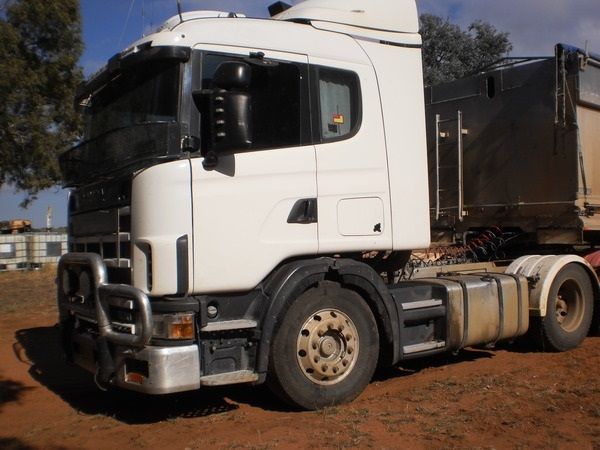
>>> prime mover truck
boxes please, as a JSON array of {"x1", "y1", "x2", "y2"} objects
[{"x1": 57, "y1": 0, "x2": 600, "y2": 410}]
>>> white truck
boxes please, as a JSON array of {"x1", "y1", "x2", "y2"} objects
[{"x1": 57, "y1": 0, "x2": 599, "y2": 410}]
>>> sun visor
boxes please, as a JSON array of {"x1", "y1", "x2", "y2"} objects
[{"x1": 75, "y1": 45, "x2": 191, "y2": 103}]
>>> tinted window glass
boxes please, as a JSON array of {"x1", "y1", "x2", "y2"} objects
[
  {"x1": 86, "y1": 61, "x2": 180, "y2": 140},
  {"x1": 317, "y1": 68, "x2": 360, "y2": 141},
  {"x1": 202, "y1": 53, "x2": 310, "y2": 151}
]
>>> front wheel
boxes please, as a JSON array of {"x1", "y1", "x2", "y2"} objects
[
  {"x1": 535, "y1": 263, "x2": 594, "y2": 351},
  {"x1": 268, "y1": 281, "x2": 379, "y2": 410}
]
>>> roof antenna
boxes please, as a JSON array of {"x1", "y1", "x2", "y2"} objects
[
  {"x1": 177, "y1": 0, "x2": 183, "y2": 23},
  {"x1": 118, "y1": 0, "x2": 136, "y2": 49}
]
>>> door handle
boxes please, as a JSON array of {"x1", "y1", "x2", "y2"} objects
[{"x1": 287, "y1": 198, "x2": 318, "y2": 224}]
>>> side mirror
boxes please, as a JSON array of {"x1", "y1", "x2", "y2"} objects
[
  {"x1": 193, "y1": 62, "x2": 253, "y2": 168},
  {"x1": 213, "y1": 61, "x2": 251, "y2": 90}
]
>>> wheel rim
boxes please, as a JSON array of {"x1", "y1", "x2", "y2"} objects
[
  {"x1": 554, "y1": 279, "x2": 584, "y2": 332},
  {"x1": 296, "y1": 308, "x2": 359, "y2": 385}
]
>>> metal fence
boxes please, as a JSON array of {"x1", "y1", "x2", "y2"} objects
[{"x1": 0, "y1": 233, "x2": 68, "y2": 271}]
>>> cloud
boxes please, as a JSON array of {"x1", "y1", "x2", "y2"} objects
[
  {"x1": 417, "y1": 0, "x2": 457, "y2": 19},
  {"x1": 417, "y1": 0, "x2": 600, "y2": 56}
]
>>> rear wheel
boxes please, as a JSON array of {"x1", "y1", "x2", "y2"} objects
[
  {"x1": 537, "y1": 264, "x2": 594, "y2": 351},
  {"x1": 268, "y1": 281, "x2": 379, "y2": 410}
]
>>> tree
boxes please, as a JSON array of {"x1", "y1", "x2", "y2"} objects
[
  {"x1": 0, "y1": 0, "x2": 82, "y2": 205},
  {"x1": 420, "y1": 14, "x2": 512, "y2": 86}
]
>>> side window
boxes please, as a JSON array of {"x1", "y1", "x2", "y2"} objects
[
  {"x1": 201, "y1": 53, "x2": 310, "y2": 151},
  {"x1": 316, "y1": 67, "x2": 361, "y2": 141}
]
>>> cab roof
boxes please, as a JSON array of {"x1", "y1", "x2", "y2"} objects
[{"x1": 273, "y1": 0, "x2": 419, "y2": 34}]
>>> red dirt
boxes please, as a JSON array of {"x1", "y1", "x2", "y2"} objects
[{"x1": 1, "y1": 268, "x2": 599, "y2": 450}]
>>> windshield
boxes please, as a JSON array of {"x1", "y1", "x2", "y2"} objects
[{"x1": 84, "y1": 60, "x2": 181, "y2": 140}]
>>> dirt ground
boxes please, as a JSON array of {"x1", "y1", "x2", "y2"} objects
[{"x1": 0, "y1": 267, "x2": 599, "y2": 450}]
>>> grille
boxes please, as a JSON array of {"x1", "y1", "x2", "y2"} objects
[{"x1": 70, "y1": 206, "x2": 132, "y2": 284}]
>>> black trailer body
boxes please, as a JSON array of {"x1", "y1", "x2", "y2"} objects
[{"x1": 425, "y1": 44, "x2": 600, "y2": 247}]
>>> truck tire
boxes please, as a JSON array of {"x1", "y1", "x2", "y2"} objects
[
  {"x1": 535, "y1": 263, "x2": 594, "y2": 351},
  {"x1": 267, "y1": 281, "x2": 379, "y2": 410}
]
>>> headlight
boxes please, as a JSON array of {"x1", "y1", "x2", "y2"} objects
[{"x1": 152, "y1": 313, "x2": 195, "y2": 339}]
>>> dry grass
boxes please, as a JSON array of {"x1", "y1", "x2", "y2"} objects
[{"x1": 0, "y1": 264, "x2": 57, "y2": 315}]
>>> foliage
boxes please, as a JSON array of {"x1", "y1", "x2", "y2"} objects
[
  {"x1": 420, "y1": 14, "x2": 513, "y2": 86},
  {"x1": 0, "y1": 0, "x2": 82, "y2": 205}
]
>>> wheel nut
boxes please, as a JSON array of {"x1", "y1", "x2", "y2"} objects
[
  {"x1": 342, "y1": 359, "x2": 348, "y2": 366},
  {"x1": 322, "y1": 365, "x2": 328, "y2": 372},
  {"x1": 345, "y1": 334, "x2": 352, "y2": 340}
]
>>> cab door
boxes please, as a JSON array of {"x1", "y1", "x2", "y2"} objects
[
  {"x1": 190, "y1": 46, "x2": 316, "y2": 293},
  {"x1": 309, "y1": 58, "x2": 393, "y2": 254}
]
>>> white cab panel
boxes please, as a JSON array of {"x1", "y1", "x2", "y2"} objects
[
  {"x1": 309, "y1": 21, "x2": 422, "y2": 47},
  {"x1": 357, "y1": 40, "x2": 431, "y2": 251},
  {"x1": 191, "y1": 147, "x2": 317, "y2": 293},
  {"x1": 132, "y1": 160, "x2": 193, "y2": 296},
  {"x1": 130, "y1": 18, "x2": 371, "y2": 68},
  {"x1": 311, "y1": 56, "x2": 392, "y2": 253}
]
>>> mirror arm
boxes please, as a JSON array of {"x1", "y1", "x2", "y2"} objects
[{"x1": 202, "y1": 149, "x2": 219, "y2": 169}]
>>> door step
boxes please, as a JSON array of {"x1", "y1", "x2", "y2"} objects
[
  {"x1": 401, "y1": 299, "x2": 443, "y2": 310},
  {"x1": 200, "y1": 370, "x2": 259, "y2": 386},
  {"x1": 201, "y1": 319, "x2": 257, "y2": 332},
  {"x1": 403, "y1": 340, "x2": 446, "y2": 355}
]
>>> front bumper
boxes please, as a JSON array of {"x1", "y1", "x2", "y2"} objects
[
  {"x1": 118, "y1": 345, "x2": 201, "y2": 394},
  {"x1": 71, "y1": 330, "x2": 200, "y2": 394},
  {"x1": 58, "y1": 252, "x2": 201, "y2": 394}
]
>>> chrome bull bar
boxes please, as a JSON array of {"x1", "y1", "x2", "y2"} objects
[{"x1": 58, "y1": 252, "x2": 153, "y2": 347}]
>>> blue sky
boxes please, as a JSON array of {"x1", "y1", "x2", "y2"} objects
[{"x1": 2, "y1": 0, "x2": 599, "y2": 227}]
